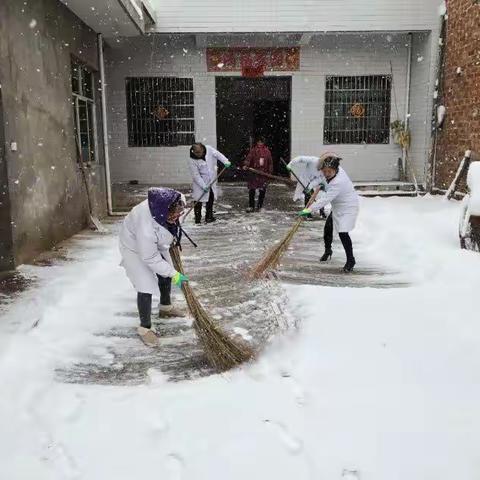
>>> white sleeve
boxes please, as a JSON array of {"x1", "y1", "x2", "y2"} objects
[
  {"x1": 212, "y1": 147, "x2": 230, "y2": 165},
  {"x1": 310, "y1": 181, "x2": 341, "y2": 212},
  {"x1": 136, "y1": 226, "x2": 177, "y2": 278},
  {"x1": 189, "y1": 160, "x2": 207, "y2": 190}
]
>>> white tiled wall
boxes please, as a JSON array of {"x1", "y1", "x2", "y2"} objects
[
  {"x1": 106, "y1": 33, "x2": 433, "y2": 184},
  {"x1": 149, "y1": 0, "x2": 441, "y2": 33}
]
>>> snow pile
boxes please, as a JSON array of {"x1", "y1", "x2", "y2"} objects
[
  {"x1": 0, "y1": 197, "x2": 479, "y2": 480},
  {"x1": 467, "y1": 161, "x2": 480, "y2": 215}
]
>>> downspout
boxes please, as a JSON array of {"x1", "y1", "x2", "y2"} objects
[
  {"x1": 430, "y1": 11, "x2": 448, "y2": 191},
  {"x1": 98, "y1": 34, "x2": 120, "y2": 216},
  {"x1": 402, "y1": 32, "x2": 413, "y2": 180}
]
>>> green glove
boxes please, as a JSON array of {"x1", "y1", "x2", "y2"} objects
[
  {"x1": 203, "y1": 186, "x2": 210, "y2": 193},
  {"x1": 303, "y1": 187, "x2": 314, "y2": 195},
  {"x1": 286, "y1": 164, "x2": 292, "y2": 171},
  {"x1": 298, "y1": 208, "x2": 312, "y2": 217},
  {"x1": 224, "y1": 161, "x2": 232, "y2": 168},
  {"x1": 172, "y1": 272, "x2": 189, "y2": 287}
]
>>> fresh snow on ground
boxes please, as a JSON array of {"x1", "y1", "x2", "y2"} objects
[{"x1": 1, "y1": 195, "x2": 479, "y2": 480}]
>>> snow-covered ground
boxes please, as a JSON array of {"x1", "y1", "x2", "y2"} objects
[{"x1": 1, "y1": 194, "x2": 479, "y2": 480}]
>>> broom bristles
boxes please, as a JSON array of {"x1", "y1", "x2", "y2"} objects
[
  {"x1": 248, "y1": 218, "x2": 303, "y2": 280},
  {"x1": 170, "y1": 246, "x2": 254, "y2": 371}
]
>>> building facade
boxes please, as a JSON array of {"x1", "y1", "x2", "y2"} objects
[
  {"x1": 106, "y1": 0, "x2": 442, "y2": 187},
  {"x1": 431, "y1": 0, "x2": 480, "y2": 190},
  {"x1": 0, "y1": 0, "x2": 448, "y2": 271},
  {"x1": 0, "y1": 0, "x2": 153, "y2": 269}
]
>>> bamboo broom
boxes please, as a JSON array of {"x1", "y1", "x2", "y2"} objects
[
  {"x1": 246, "y1": 167, "x2": 296, "y2": 186},
  {"x1": 170, "y1": 246, "x2": 255, "y2": 371},
  {"x1": 248, "y1": 187, "x2": 322, "y2": 280}
]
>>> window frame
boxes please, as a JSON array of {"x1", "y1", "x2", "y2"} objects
[
  {"x1": 125, "y1": 76, "x2": 195, "y2": 148},
  {"x1": 323, "y1": 74, "x2": 392, "y2": 146}
]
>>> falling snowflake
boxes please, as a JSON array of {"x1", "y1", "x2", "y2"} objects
[{"x1": 29, "y1": 19, "x2": 37, "y2": 29}]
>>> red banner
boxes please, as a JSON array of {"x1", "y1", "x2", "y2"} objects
[{"x1": 207, "y1": 48, "x2": 300, "y2": 74}]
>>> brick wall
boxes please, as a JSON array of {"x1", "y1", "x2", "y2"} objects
[{"x1": 433, "y1": 0, "x2": 480, "y2": 189}]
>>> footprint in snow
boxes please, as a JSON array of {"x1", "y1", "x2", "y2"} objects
[
  {"x1": 264, "y1": 419, "x2": 303, "y2": 455},
  {"x1": 165, "y1": 453, "x2": 184, "y2": 480},
  {"x1": 342, "y1": 469, "x2": 360, "y2": 480}
]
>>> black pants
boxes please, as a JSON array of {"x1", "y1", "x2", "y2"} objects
[
  {"x1": 137, "y1": 275, "x2": 172, "y2": 328},
  {"x1": 249, "y1": 188, "x2": 266, "y2": 209},
  {"x1": 324, "y1": 213, "x2": 354, "y2": 262},
  {"x1": 194, "y1": 188, "x2": 214, "y2": 223}
]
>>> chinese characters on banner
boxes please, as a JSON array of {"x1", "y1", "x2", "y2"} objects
[{"x1": 206, "y1": 48, "x2": 300, "y2": 76}]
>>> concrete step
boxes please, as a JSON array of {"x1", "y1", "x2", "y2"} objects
[{"x1": 354, "y1": 181, "x2": 419, "y2": 197}]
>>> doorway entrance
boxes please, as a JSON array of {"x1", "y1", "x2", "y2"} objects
[
  {"x1": 215, "y1": 77, "x2": 291, "y2": 180},
  {"x1": 0, "y1": 88, "x2": 14, "y2": 271}
]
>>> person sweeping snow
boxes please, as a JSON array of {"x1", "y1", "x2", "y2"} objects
[
  {"x1": 299, "y1": 155, "x2": 359, "y2": 273},
  {"x1": 189, "y1": 142, "x2": 232, "y2": 224},
  {"x1": 286, "y1": 155, "x2": 327, "y2": 218},
  {"x1": 242, "y1": 136, "x2": 273, "y2": 212},
  {"x1": 119, "y1": 187, "x2": 189, "y2": 347}
]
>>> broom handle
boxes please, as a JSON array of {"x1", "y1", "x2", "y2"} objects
[
  {"x1": 246, "y1": 167, "x2": 295, "y2": 185},
  {"x1": 181, "y1": 166, "x2": 227, "y2": 223},
  {"x1": 305, "y1": 186, "x2": 322, "y2": 209}
]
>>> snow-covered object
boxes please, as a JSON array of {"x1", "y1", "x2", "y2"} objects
[
  {"x1": 456, "y1": 66, "x2": 463, "y2": 75},
  {"x1": 311, "y1": 166, "x2": 359, "y2": 232},
  {"x1": 287, "y1": 155, "x2": 326, "y2": 201},
  {"x1": 466, "y1": 162, "x2": 480, "y2": 215},
  {"x1": 119, "y1": 199, "x2": 177, "y2": 294},
  {"x1": 437, "y1": 105, "x2": 446, "y2": 127},
  {"x1": 189, "y1": 145, "x2": 230, "y2": 201}
]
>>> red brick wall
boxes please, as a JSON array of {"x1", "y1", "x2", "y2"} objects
[{"x1": 434, "y1": 0, "x2": 480, "y2": 189}]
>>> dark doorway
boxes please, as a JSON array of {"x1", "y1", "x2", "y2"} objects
[
  {"x1": 216, "y1": 77, "x2": 291, "y2": 180},
  {"x1": 0, "y1": 88, "x2": 14, "y2": 271}
]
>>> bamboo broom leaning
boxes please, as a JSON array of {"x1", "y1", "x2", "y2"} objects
[
  {"x1": 170, "y1": 245, "x2": 254, "y2": 371},
  {"x1": 248, "y1": 187, "x2": 322, "y2": 280}
]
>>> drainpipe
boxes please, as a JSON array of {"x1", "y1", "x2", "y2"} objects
[
  {"x1": 98, "y1": 34, "x2": 120, "y2": 216},
  {"x1": 402, "y1": 32, "x2": 413, "y2": 181}
]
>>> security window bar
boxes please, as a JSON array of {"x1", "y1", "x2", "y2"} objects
[
  {"x1": 324, "y1": 75, "x2": 392, "y2": 145},
  {"x1": 71, "y1": 61, "x2": 97, "y2": 163},
  {"x1": 126, "y1": 77, "x2": 195, "y2": 147}
]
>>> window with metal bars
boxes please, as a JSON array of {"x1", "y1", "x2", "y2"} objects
[
  {"x1": 126, "y1": 77, "x2": 195, "y2": 147},
  {"x1": 323, "y1": 75, "x2": 392, "y2": 145}
]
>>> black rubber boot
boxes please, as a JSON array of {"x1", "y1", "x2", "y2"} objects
[
  {"x1": 194, "y1": 202, "x2": 202, "y2": 224},
  {"x1": 321, "y1": 213, "x2": 334, "y2": 261},
  {"x1": 257, "y1": 188, "x2": 266, "y2": 210},
  {"x1": 137, "y1": 292, "x2": 152, "y2": 328}
]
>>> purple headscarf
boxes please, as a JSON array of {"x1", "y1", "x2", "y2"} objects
[{"x1": 147, "y1": 187, "x2": 182, "y2": 235}]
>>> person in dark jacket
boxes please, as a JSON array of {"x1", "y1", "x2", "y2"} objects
[{"x1": 242, "y1": 137, "x2": 273, "y2": 212}]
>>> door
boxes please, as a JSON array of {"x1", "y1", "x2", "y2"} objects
[{"x1": 216, "y1": 77, "x2": 291, "y2": 180}]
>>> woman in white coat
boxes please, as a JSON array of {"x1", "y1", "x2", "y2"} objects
[
  {"x1": 189, "y1": 143, "x2": 231, "y2": 224},
  {"x1": 300, "y1": 156, "x2": 359, "y2": 272},
  {"x1": 287, "y1": 155, "x2": 327, "y2": 218},
  {"x1": 119, "y1": 187, "x2": 189, "y2": 346}
]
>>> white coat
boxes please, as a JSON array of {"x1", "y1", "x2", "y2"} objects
[
  {"x1": 119, "y1": 200, "x2": 177, "y2": 294},
  {"x1": 311, "y1": 167, "x2": 359, "y2": 233},
  {"x1": 189, "y1": 145, "x2": 230, "y2": 202},
  {"x1": 287, "y1": 156, "x2": 327, "y2": 201}
]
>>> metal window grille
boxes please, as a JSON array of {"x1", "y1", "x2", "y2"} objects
[
  {"x1": 126, "y1": 77, "x2": 195, "y2": 147},
  {"x1": 71, "y1": 60, "x2": 97, "y2": 163},
  {"x1": 324, "y1": 75, "x2": 392, "y2": 145}
]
